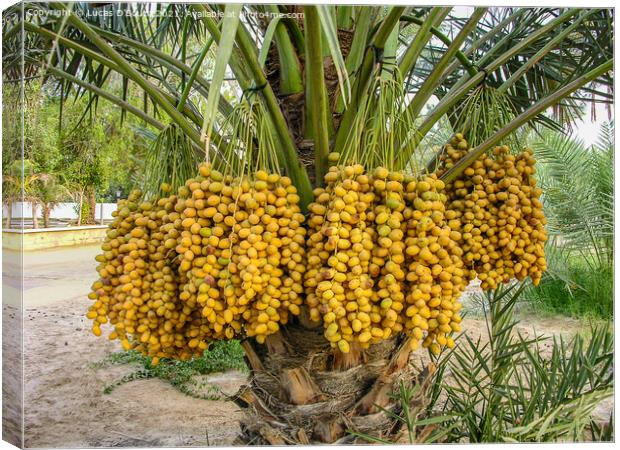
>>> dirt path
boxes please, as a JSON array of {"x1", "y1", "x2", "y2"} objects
[
  {"x1": 22, "y1": 295, "x2": 246, "y2": 448},
  {"x1": 10, "y1": 245, "x2": 244, "y2": 448},
  {"x1": 2, "y1": 245, "x2": 608, "y2": 447}
]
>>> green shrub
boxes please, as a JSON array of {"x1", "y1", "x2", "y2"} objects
[
  {"x1": 528, "y1": 263, "x2": 613, "y2": 319},
  {"x1": 353, "y1": 284, "x2": 614, "y2": 444},
  {"x1": 93, "y1": 340, "x2": 248, "y2": 399}
]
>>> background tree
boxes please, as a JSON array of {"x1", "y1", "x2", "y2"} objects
[
  {"x1": 2, "y1": 77, "x2": 148, "y2": 226},
  {"x1": 2, "y1": 160, "x2": 22, "y2": 228},
  {"x1": 34, "y1": 173, "x2": 71, "y2": 227},
  {"x1": 3, "y1": 160, "x2": 48, "y2": 228}
]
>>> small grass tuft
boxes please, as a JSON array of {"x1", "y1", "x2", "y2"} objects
[{"x1": 94, "y1": 340, "x2": 248, "y2": 399}]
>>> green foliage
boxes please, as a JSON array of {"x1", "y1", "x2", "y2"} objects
[
  {"x1": 2, "y1": 160, "x2": 27, "y2": 204},
  {"x1": 2, "y1": 83, "x2": 57, "y2": 168},
  {"x1": 534, "y1": 123, "x2": 613, "y2": 265},
  {"x1": 526, "y1": 123, "x2": 614, "y2": 318},
  {"x1": 2, "y1": 159, "x2": 69, "y2": 222},
  {"x1": 93, "y1": 340, "x2": 247, "y2": 399},
  {"x1": 350, "y1": 381, "x2": 456, "y2": 444},
  {"x1": 4, "y1": 4, "x2": 612, "y2": 199},
  {"x1": 526, "y1": 261, "x2": 613, "y2": 318},
  {"x1": 200, "y1": 4, "x2": 242, "y2": 149},
  {"x1": 434, "y1": 285, "x2": 613, "y2": 443},
  {"x1": 417, "y1": 9, "x2": 613, "y2": 133},
  {"x1": 59, "y1": 114, "x2": 109, "y2": 194},
  {"x1": 1, "y1": 84, "x2": 22, "y2": 168},
  {"x1": 366, "y1": 284, "x2": 613, "y2": 443},
  {"x1": 505, "y1": 327, "x2": 613, "y2": 441},
  {"x1": 35, "y1": 173, "x2": 69, "y2": 206},
  {"x1": 140, "y1": 123, "x2": 200, "y2": 198},
  {"x1": 589, "y1": 414, "x2": 614, "y2": 441},
  {"x1": 2, "y1": 82, "x2": 149, "y2": 206}
]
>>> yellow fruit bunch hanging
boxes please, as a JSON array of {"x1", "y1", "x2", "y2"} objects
[
  {"x1": 172, "y1": 163, "x2": 306, "y2": 346},
  {"x1": 401, "y1": 173, "x2": 467, "y2": 354},
  {"x1": 87, "y1": 163, "x2": 306, "y2": 361},
  {"x1": 437, "y1": 134, "x2": 548, "y2": 290},
  {"x1": 305, "y1": 160, "x2": 377, "y2": 354},
  {"x1": 87, "y1": 98, "x2": 307, "y2": 361},
  {"x1": 305, "y1": 155, "x2": 467, "y2": 355},
  {"x1": 86, "y1": 189, "x2": 204, "y2": 363}
]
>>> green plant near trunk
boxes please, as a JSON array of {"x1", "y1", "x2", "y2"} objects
[
  {"x1": 93, "y1": 341, "x2": 248, "y2": 400},
  {"x1": 352, "y1": 285, "x2": 613, "y2": 443}
]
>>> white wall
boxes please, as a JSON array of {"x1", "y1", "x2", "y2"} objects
[{"x1": 3, "y1": 202, "x2": 117, "y2": 220}]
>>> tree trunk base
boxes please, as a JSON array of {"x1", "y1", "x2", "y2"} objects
[{"x1": 231, "y1": 321, "x2": 433, "y2": 445}]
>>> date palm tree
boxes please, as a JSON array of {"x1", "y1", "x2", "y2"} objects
[
  {"x1": 35, "y1": 173, "x2": 71, "y2": 227},
  {"x1": 3, "y1": 3, "x2": 613, "y2": 443},
  {"x1": 533, "y1": 122, "x2": 614, "y2": 268},
  {"x1": 2, "y1": 160, "x2": 23, "y2": 228},
  {"x1": 2, "y1": 160, "x2": 48, "y2": 229}
]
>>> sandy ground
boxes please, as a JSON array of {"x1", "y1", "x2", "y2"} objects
[
  {"x1": 3, "y1": 246, "x2": 23, "y2": 447},
  {"x1": 6, "y1": 246, "x2": 246, "y2": 448},
  {"x1": 1, "y1": 245, "x2": 612, "y2": 447},
  {"x1": 2, "y1": 303, "x2": 22, "y2": 448}
]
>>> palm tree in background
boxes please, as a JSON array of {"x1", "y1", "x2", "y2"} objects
[
  {"x1": 2, "y1": 3, "x2": 613, "y2": 443},
  {"x1": 2, "y1": 160, "x2": 23, "y2": 228},
  {"x1": 36, "y1": 173, "x2": 71, "y2": 227},
  {"x1": 3, "y1": 160, "x2": 51, "y2": 228},
  {"x1": 534, "y1": 122, "x2": 613, "y2": 268},
  {"x1": 2, "y1": 160, "x2": 70, "y2": 228}
]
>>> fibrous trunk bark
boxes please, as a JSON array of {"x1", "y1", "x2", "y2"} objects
[
  {"x1": 43, "y1": 204, "x2": 51, "y2": 228},
  {"x1": 31, "y1": 201, "x2": 38, "y2": 229},
  {"x1": 5, "y1": 201, "x2": 12, "y2": 228},
  {"x1": 232, "y1": 321, "x2": 432, "y2": 445},
  {"x1": 87, "y1": 187, "x2": 96, "y2": 224}
]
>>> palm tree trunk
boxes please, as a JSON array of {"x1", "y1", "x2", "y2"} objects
[
  {"x1": 87, "y1": 187, "x2": 96, "y2": 224},
  {"x1": 31, "y1": 201, "x2": 39, "y2": 229},
  {"x1": 77, "y1": 191, "x2": 83, "y2": 226},
  {"x1": 5, "y1": 201, "x2": 12, "y2": 228},
  {"x1": 232, "y1": 320, "x2": 430, "y2": 444},
  {"x1": 43, "y1": 204, "x2": 51, "y2": 228}
]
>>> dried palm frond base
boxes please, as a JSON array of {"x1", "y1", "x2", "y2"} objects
[
  {"x1": 230, "y1": 320, "x2": 434, "y2": 445},
  {"x1": 296, "y1": 142, "x2": 316, "y2": 184}
]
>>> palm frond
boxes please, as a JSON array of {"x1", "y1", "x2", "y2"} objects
[
  {"x1": 428, "y1": 284, "x2": 613, "y2": 443},
  {"x1": 533, "y1": 125, "x2": 613, "y2": 265},
  {"x1": 405, "y1": 8, "x2": 613, "y2": 133}
]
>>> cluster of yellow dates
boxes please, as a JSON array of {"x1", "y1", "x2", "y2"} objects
[
  {"x1": 305, "y1": 163, "x2": 466, "y2": 355},
  {"x1": 87, "y1": 137, "x2": 547, "y2": 359},
  {"x1": 437, "y1": 134, "x2": 548, "y2": 290},
  {"x1": 87, "y1": 163, "x2": 305, "y2": 362}
]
